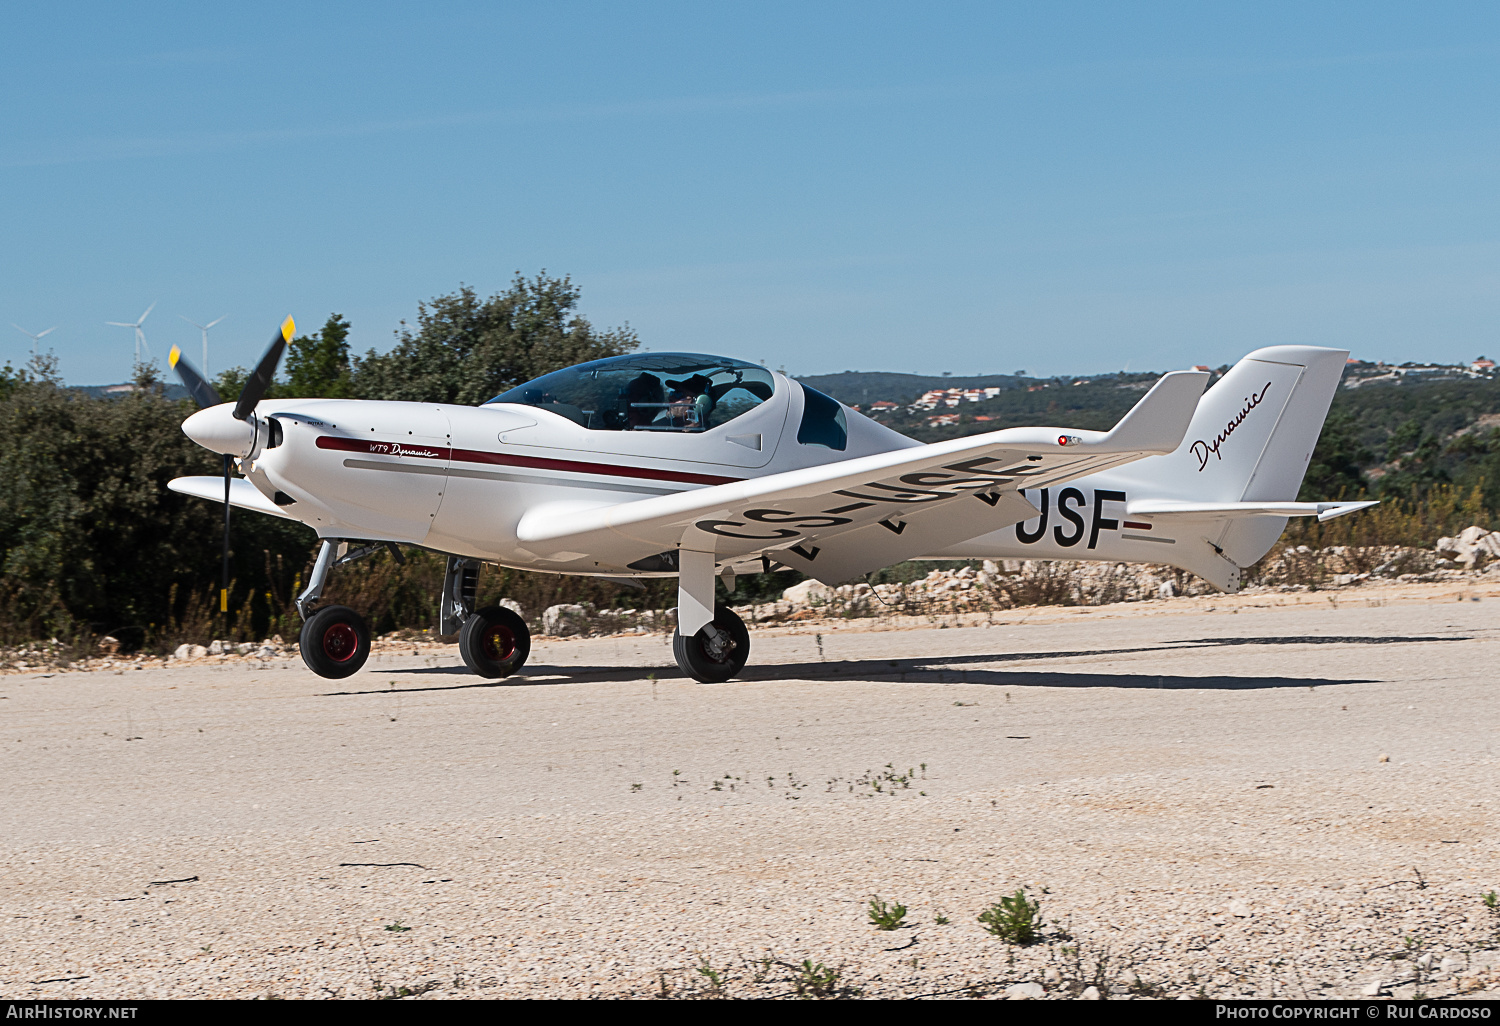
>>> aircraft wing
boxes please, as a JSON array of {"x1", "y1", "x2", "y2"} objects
[
  {"x1": 517, "y1": 369, "x2": 1209, "y2": 584},
  {"x1": 168, "y1": 475, "x2": 300, "y2": 520}
]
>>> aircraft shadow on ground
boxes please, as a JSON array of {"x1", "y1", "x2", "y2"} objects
[
  {"x1": 730, "y1": 663, "x2": 1370, "y2": 691},
  {"x1": 323, "y1": 634, "x2": 1463, "y2": 696}
]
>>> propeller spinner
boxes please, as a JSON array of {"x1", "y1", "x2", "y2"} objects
[{"x1": 176, "y1": 317, "x2": 294, "y2": 457}]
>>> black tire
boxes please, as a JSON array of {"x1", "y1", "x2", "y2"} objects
[
  {"x1": 299, "y1": 605, "x2": 371, "y2": 679},
  {"x1": 459, "y1": 606, "x2": 531, "y2": 679},
  {"x1": 673, "y1": 604, "x2": 750, "y2": 683}
]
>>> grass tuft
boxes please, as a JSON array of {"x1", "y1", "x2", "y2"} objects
[
  {"x1": 866, "y1": 895, "x2": 908, "y2": 930},
  {"x1": 978, "y1": 890, "x2": 1043, "y2": 944}
]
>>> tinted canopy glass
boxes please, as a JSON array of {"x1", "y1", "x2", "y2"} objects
[
  {"x1": 487, "y1": 353, "x2": 776, "y2": 432},
  {"x1": 796, "y1": 384, "x2": 848, "y2": 451}
]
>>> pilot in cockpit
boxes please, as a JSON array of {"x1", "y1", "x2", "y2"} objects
[
  {"x1": 623, "y1": 372, "x2": 663, "y2": 429},
  {"x1": 658, "y1": 374, "x2": 712, "y2": 431}
]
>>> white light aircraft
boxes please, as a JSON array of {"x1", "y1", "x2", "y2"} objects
[{"x1": 168, "y1": 320, "x2": 1373, "y2": 682}]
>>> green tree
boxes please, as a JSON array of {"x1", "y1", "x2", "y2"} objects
[
  {"x1": 283, "y1": 313, "x2": 355, "y2": 399},
  {"x1": 1386, "y1": 417, "x2": 1424, "y2": 462},
  {"x1": 352, "y1": 273, "x2": 638, "y2": 405},
  {"x1": 212, "y1": 366, "x2": 248, "y2": 403},
  {"x1": 1298, "y1": 410, "x2": 1371, "y2": 501}
]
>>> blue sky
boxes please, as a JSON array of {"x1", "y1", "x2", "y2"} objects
[{"x1": 5, "y1": 2, "x2": 1500, "y2": 384}]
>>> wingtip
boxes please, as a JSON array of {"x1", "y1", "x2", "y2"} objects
[
  {"x1": 169, "y1": 345, "x2": 181, "y2": 367},
  {"x1": 281, "y1": 316, "x2": 295, "y2": 342}
]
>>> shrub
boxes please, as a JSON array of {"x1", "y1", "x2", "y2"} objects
[
  {"x1": 866, "y1": 896, "x2": 908, "y2": 930},
  {"x1": 978, "y1": 890, "x2": 1043, "y2": 944}
]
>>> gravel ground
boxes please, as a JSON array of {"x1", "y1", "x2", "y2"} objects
[{"x1": 3, "y1": 582, "x2": 1499, "y2": 1000}]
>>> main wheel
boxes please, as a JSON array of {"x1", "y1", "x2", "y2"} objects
[
  {"x1": 299, "y1": 605, "x2": 371, "y2": 679},
  {"x1": 459, "y1": 605, "x2": 531, "y2": 679},
  {"x1": 673, "y1": 604, "x2": 750, "y2": 683}
]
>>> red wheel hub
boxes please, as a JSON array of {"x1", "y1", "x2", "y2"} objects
[
  {"x1": 322, "y1": 622, "x2": 359, "y2": 662},
  {"x1": 481, "y1": 625, "x2": 516, "y2": 662}
]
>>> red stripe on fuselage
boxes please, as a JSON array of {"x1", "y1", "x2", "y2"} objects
[{"x1": 315, "y1": 435, "x2": 739, "y2": 486}]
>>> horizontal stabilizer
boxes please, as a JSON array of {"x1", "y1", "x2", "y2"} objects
[
  {"x1": 168, "y1": 475, "x2": 298, "y2": 520},
  {"x1": 1127, "y1": 499, "x2": 1378, "y2": 522}
]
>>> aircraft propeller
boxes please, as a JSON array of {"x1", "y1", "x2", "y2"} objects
[{"x1": 169, "y1": 317, "x2": 295, "y2": 615}]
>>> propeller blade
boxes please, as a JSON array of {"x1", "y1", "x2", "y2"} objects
[
  {"x1": 36, "y1": 326, "x2": 55, "y2": 339},
  {"x1": 168, "y1": 345, "x2": 222, "y2": 409},
  {"x1": 138, "y1": 301, "x2": 157, "y2": 326},
  {"x1": 233, "y1": 316, "x2": 295, "y2": 422}
]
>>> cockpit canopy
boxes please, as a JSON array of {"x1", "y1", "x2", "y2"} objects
[{"x1": 486, "y1": 353, "x2": 777, "y2": 432}]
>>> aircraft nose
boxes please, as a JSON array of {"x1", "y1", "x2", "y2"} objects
[{"x1": 183, "y1": 404, "x2": 256, "y2": 457}]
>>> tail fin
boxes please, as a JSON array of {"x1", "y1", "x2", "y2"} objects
[{"x1": 1110, "y1": 345, "x2": 1350, "y2": 588}]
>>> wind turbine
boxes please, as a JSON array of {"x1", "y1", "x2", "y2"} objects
[
  {"x1": 106, "y1": 301, "x2": 157, "y2": 364},
  {"x1": 180, "y1": 314, "x2": 225, "y2": 377},
  {"x1": 11, "y1": 323, "x2": 56, "y2": 355}
]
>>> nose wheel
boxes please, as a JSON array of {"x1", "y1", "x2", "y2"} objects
[
  {"x1": 459, "y1": 606, "x2": 531, "y2": 679},
  {"x1": 673, "y1": 604, "x2": 750, "y2": 683},
  {"x1": 300, "y1": 604, "x2": 371, "y2": 679}
]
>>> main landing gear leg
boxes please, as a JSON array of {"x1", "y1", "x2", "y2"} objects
[
  {"x1": 297, "y1": 538, "x2": 372, "y2": 679},
  {"x1": 444, "y1": 557, "x2": 532, "y2": 680},
  {"x1": 672, "y1": 548, "x2": 750, "y2": 683}
]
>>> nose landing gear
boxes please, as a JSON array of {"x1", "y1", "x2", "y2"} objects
[
  {"x1": 300, "y1": 604, "x2": 371, "y2": 679},
  {"x1": 295, "y1": 538, "x2": 376, "y2": 679}
]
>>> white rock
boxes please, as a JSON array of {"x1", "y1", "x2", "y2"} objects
[
  {"x1": 500, "y1": 598, "x2": 524, "y2": 618},
  {"x1": 172, "y1": 643, "x2": 193, "y2": 662},
  {"x1": 1435, "y1": 526, "x2": 1500, "y2": 569},
  {"x1": 1228, "y1": 898, "x2": 1251, "y2": 917},
  {"x1": 1005, "y1": 982, "x2": 1045, "y2": 1000},
  {"x1": 1361, "y1": 980, "x2": 1385, "y2": 996},
  {"x1": 190, "y1": 645, "x2": 208, "y2": 660},
  {"x1": 542, "y1": 603, "x2": 591, "y2": 636},
  {"x1": 207, "y1": 640, "x2": 227, "y2": 656},
  {"x1": 1080, "y1": 986, "x2": 1101, "y2": 1000},
  {"x1": 781, "y1": 579, "x2": 833, "y2": 606}
]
